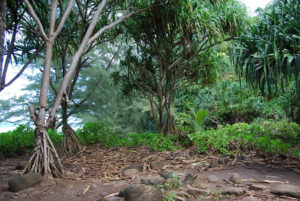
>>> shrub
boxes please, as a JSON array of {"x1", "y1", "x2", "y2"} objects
[
  {"x1": 0, "y1": 125, "x2": 34, "y2": 156},
  {"x1": 189, "y1": 121, "x2": 299, "y2": 155},
  {"x1": 0, "y1": 125, "x2": 63, "y2": 157},
  {"x1": 121, "y1": 132, "x2": 179, "y2": 151},
  {"x1": 77, "y1": 121, "x2": 120, "y2": 147}
]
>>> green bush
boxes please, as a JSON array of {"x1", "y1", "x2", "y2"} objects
[
  {"x1": 77, "y1": 121, "x2": 120, "y2": 147},
  {"x1": 121, "y1": 132, "x2": 179, "y2": 151},
  {"x1": 189, "y1": 121, "x2": 299, "y2": 155},
  {"x1": 77, "y1": 121, "x2": 179, "y2": 151},
  {"x1": 77, "y1": 122, "x2": 179, "y2": 151},
  {"x1": 0, "y1": 125, "x2": 34, "y2": 156},
  {"x1": 0, "y1": 125, "x2": 63, "y2": 157}
]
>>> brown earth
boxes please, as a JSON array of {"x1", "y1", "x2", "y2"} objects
[{"x1": 0, "y1": 145, "x2": 300, "y2": 201}]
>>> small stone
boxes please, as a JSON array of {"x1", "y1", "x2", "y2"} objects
[
  {"x1": 103, "y1": 197, "x2": 125, "y2": 201},
  {"x1": 221, "y1": 187, "x2": 246, "y2": 196},
  {"x1": 271, "y1": 184, "x2": 300, "y2": 199},
  {"x1": 241, "y1": 195, "x2": 260, "y2": 201},
  {"x1": 217, "y1": 157, "x2": 230, "y2": 164},
  {"x1": 160, "y1": 170, "x2": 174, "y2": 179},
  {"x1": 123, "y1": 169, "x2": 139, "y2": 177},
  {"x1": 249, "y1": 184, "x2": 267, "y2": 191},
  {"x1": 140, "y1": 175, "x2": 165, "y2": 185},
  {"x1": 206, "y1": 175, "x2": 220, "y2": 183},
  {"x1": 237, "y1": 155, "x2": 245, "y2": 161},
  {"x1": 119, "y1": 184, "x2": 163, "y2": 201},
  {"x1": 123, "y1": 163, "x2": 144, "y2": 171},
  {"x1": 186, "y1": 185, "x2": 209, "y2": 196},
  {"x1": 208, "y1": 160, "x2": 220, "y2": 168},
  {"x1": 150, "y1": 161, "x2": 164, "y2": 170},
  {"x1": 181, "y1": 172, "x2": 196, "y2": 184},
  {"x1": 8, "y1": 172, "x2": 42, "y2": 192},
  {"x1": 192, "y1": 177, "x2": 208, "y2": 189},
  {"x1": 229, "y1": 173, "x2": 243, "y2": 184}
]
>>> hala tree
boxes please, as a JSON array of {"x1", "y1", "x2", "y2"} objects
[
  {"x1": 233, "y1": 0, "x2": 300, "y2": 122},
  {"x1": 22, "y1": 0, "x2": 152, "y2": 177},
  {"x1": 114, "y1": 0, "x2": 247, "y2": 134}
]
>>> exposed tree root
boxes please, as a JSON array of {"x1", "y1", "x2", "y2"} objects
[
  {"x1": 23, "y1": 128, "x2": 63, "y2": 177},
  {"x1": 60, "y1": 124, "x2": 82, "y2": 155}
]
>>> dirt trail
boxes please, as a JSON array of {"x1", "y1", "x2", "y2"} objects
[{"x1": 0, "y1": 146, "x2": 299, "y2": 201}]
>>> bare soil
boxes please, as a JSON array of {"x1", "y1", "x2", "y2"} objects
[{"x1": 0, "y1": 145, "x2": 299, "y2": 201}]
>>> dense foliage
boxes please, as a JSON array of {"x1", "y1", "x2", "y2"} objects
[
  {"x1": 233, "y1": 0, "x2": 300, "y2": 121},
  {"x1": 189, "y1": 120, "x2": 300, "y2": 155}
]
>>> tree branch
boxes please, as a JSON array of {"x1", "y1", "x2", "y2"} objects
[
  {"x1": 4, "y1": 46, "x2": 43, "y2": 88},
  {"x1": 23, "y1": 0, "x2": 48, "y2": 41},
  {"x1": 53, "y1": 0, "x2": 74, "y2": 37}
]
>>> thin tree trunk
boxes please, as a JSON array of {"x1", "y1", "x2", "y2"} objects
[
  {"x1": 59, "y1": 102, "x2": 82, "y2": 154},
  {"x1": 0, "y1": 0, "x2": 6, "y2": 90},
  {"x1": 148, "y1": 94, "x2": 160, "y2": 133}
]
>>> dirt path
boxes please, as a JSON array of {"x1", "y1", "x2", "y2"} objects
[{"x1": 0, "y1": 146, "x2": 299, "y2": 201}]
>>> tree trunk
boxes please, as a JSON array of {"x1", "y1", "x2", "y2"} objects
[
  {"x1": 0, "y1": 0, "x2": 6, "y2": 90},
  {"x1": 23, "y1": 126, "x2": 63, "y2": 177},
  {"x1": 59, "y1": 102, "x2": 82, "y2": 154}
]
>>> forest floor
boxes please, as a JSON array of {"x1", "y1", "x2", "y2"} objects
[{"x1": 0, "y1": 145, "x2": 300, "y2": 201}]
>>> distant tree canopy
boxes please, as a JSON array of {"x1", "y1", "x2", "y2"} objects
[
  {"x1": 233, "y1": 0, "x2": 300, "y2": 121},
  {"x1": 113, "y1": 0, "x2": 247, "y2": 134}
]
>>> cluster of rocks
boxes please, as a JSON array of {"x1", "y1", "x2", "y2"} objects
[
  {"x1": 6, "y1": 160, "x2": 300, "y2": 201},
  {"x1": 108, "y1": 160, "x2": 300, "y2": 201}
]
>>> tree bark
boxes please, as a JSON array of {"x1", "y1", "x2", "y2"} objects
[
  {"x1": 0, "y1": 0, "x2": 6, "y2": 90},
  {"x1": 59, "y1": 101, "x2": 82, "y2": 154}
]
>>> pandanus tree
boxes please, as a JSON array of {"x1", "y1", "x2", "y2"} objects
[
  {"x1": 233, "y1": 0, "x2": 300, "y2": 122},
  {"x1": 113, "y1": 0, "x2": 247, "y2": 134},
  {"x1": 22, "y1": 0, "x2": 152, "y2": 177},
  {"x1": 48, "y1": 1, "x2": 122, "y2": 155}
]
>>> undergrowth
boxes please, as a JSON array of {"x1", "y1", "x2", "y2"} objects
[
  {"x1": 1, "y1": 120, "x2": 299, "y2": 158},
  {"x1": 189, "y1": 120, "x2": 300, "y2": 155},
  {"x1": 77, "y1": 121, "x2": 179, "y2": 151},
  {"x1": 0, "y1": 125, "x2": 62, "y2": 157}
]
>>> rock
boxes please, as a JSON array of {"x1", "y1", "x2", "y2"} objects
[
  {"x1": 8, "y1": 172, "x2": 42, "y2": 192},
  {"x1": 241, "y1": 195, "x2": 260, "y2": 201},
  {"x1": 140, "y1": 175, "x2": 165, "y2": 185},
  {"x1": 208, "y1": 160, "x2": 220, "y2": 168},
  {"x1": 186, "y1": 185, "x2": 209, "y2": 196},
  {"x1": 229, "y1": 173, "x2": 243, "y2": 184},
  {"x1": 103, "y1": 197, "x2": 125, "y2": 201},
  {"x1": 181, "y1": 172, "x2": 196, "y2": 184},
  {"x1": 206, "y1": 175, "x2": 219, "y2": 183},
  {"x1": 160, "y1": 170, "x2": 174, "y2": 179},
  {"x1": 237, "y1": 155, "x2": 245, "y2": 161},
  {"x1": 192, "y1": 177, "x2": 208, "y2": 189},
  {"x1": 123, "y1": 163, "x2": 144, "y2": 171},
  {"x1": 40, "y1": 174, "x2": 56, "y2": 187},
  {"x1": 221, "y1": 187, "x2": 246, "y2": 196},
  {"x1": 123, "y1": 169, "x2": 139, "y2": 177},
  {"x1": 249, "y1": 184, "x2": 267, "y2": 191},
  {"x1": 16, "y1": 161, "x2": 27, "y2": 170},
  {"x1": 119, "y1": 184, "x2": 163, "y2": 201},
  {"x1": 271, "y1": 184, "x2": 300, "y2": 199},
  {"x1": 150, "y1": 161, "x2": 164, "y2": 170},
  {"x1": 217, "y1": 157, "x2": 230, "y2": 164}
]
